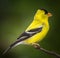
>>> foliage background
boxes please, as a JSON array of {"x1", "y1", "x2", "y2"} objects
[{"x1": 0, "y1": 0, "x2": 60, "y2": 58}]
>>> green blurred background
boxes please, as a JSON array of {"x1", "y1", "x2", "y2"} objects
[{"x1": 0, "y1": 0, "x2": 60, "y2": 58}]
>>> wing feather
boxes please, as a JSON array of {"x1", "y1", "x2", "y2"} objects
[{"x1": 17, "y1": 26, "x2": 43, "y2": 41}]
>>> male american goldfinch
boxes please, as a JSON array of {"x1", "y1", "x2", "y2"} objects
[{"x1": 3, "y1": 9, "x2": 52, "y2": 54}]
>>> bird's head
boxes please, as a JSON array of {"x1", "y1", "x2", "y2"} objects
[{"x1": 34, "y1": 9, "x2": 52, "y2": 22}]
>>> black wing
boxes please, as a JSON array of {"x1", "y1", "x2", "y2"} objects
[{"x1": 17, "y1": 26, "x2": 43, "y2": 41}]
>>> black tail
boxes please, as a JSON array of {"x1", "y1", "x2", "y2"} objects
[
  {"x1": 2, "y1": 40, "x2": 23, "y2": 55},
  {"x1": 2, "y1": 46, "x2": 11, "y2": 55}
]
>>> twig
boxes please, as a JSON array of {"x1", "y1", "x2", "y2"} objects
[{"x1": 33, "y1": 44, "x2": 60, "y2": 58}]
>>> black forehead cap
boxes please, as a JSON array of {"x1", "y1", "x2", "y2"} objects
[{"x1": 40, "y1": 8, "x2": 48, "y2": 14}]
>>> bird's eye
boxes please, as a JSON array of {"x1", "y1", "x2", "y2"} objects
[{"x1": 41, "y1": 8, "x2": 48, "y2": 14}]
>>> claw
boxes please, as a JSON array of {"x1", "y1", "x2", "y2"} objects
[{"x1": 32, "y1": 43, "x2": 40, "y2": 49}]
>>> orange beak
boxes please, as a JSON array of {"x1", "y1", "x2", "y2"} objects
[{"x1": 47, "y1": 13, "x2": 52, "y2": 17}]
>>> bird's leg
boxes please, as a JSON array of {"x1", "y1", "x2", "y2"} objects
[{"x1": 32, "y1": 43, "x2": 40, "y2": 49}]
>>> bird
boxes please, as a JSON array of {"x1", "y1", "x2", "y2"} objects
[{"x1": 3, "y1": 9, "x2": 52, "y2": 55}]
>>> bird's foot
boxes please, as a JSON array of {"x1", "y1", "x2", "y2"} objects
[{"x1": 32, "y1": 43, "x2": 40, "y2": 49}]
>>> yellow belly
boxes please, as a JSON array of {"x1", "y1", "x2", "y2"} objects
[{"x1": 24, "y1": 26, "x2": 49, "y2": 44}]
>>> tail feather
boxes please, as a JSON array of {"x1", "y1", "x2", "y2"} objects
[
  {"x1": 2, "y1": 41, "x2": 23, "y2": 55},
  {"x1": 2, "y1": 46, "x2": 11, "y2": 55}
]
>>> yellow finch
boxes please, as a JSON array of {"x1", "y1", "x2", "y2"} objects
[{"x1": 3, "y1": 9, "x2": 52, "y2": 54}]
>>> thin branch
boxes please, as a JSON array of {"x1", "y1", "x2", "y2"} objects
[{"x1": 33, "y1": 44, "x2": 60, "y2": 58}]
